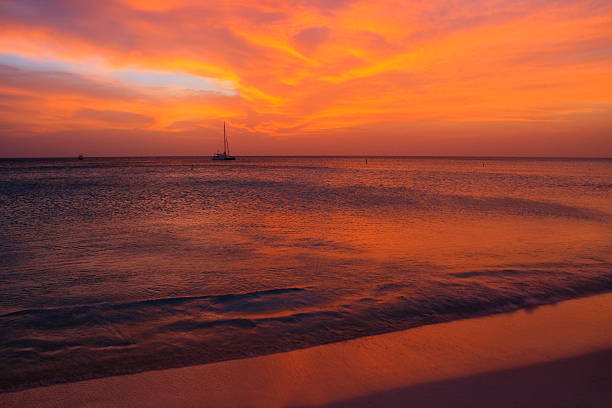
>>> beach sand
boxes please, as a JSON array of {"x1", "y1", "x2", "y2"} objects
[{"x1": 2, "y1": 293, "x2": 611, "y2": 408}]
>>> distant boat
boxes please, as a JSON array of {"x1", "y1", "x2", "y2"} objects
[
  {"x1": 78, "y1": 153, "x2": 84, "y2": 161},
  {"x1": 212, "y1": 122, "x2": 236, "y2": 161}
]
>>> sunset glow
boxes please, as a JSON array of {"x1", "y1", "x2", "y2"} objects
[{"x1": 1, "y1": 0, "x2": 611, "y2": 156}]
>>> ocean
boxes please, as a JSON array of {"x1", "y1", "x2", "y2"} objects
[{"x1": 1, "y1": 156, "x2": 611, "y2": 391}]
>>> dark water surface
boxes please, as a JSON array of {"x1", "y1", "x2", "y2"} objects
[{"x1": 1, "y1": 156, "x2": 611, "y2": 391}]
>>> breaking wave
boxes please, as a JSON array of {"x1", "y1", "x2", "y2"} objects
[{"x1": 2, "y1": 263, "x2": 611, "y2": 392}]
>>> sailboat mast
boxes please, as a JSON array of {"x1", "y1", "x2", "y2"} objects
[
  {"x1": 225, "y1": 122, "x2": 230, "y2": 155},
  {"x1": 223, "y1": 121, "x2": 227, "y2": 154}
]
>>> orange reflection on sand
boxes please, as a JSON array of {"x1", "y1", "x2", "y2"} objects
[{"x1": 3, "y1": 293, "x2": 610, "y2": 408}]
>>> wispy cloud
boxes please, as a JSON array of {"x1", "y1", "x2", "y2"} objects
[{"x1": 0, "y1": 0, "x2": 610, "y2": 156}]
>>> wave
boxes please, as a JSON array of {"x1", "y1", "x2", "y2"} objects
[
  {"x1": 0, "y1": 287, "x2": 314, "y2": 322},
  {"x1": 2, "y1": 265, "x2": 611, "y2": 392}
]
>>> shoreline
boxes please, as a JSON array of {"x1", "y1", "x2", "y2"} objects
[
  {"x1": 2, "y1": 292, "x2": 611, "y2": 407},
  {"x1": 3, "y1": 283, "x2": 612, "y2": 393}
]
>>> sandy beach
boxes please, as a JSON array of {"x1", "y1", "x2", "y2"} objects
[{"x1": 2, "y1": 292, "x2": 611, "y2": 408}]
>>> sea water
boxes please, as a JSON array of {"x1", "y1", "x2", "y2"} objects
[{"x1": 1, "y1": 156, "x2": 611, "y2": 390}]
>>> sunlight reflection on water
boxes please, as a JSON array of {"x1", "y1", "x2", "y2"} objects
[{"x1": 1, "y1": 157, "x2": 611, "y2": 389}]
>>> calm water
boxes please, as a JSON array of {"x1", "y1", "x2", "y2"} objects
[{"x1": 1, "y1": 156, "x2": 611, "y2": 390}]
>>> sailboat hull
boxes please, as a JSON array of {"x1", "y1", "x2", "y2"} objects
[{"x1": 212, "y1": 154, "x2": 235, "y2": 160}]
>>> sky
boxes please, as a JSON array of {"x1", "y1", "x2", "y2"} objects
[{"x1": 0, "y1": 0, "x2": 611, "y2": 157}]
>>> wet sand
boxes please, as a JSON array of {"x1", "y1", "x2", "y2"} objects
[{"x1": 2, "y1": 292, "x2": 611, "y2": 408}]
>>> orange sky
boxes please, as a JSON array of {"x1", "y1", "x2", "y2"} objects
[{"x1": 0, "y1": 0, "x2": 611, "y2": 157}]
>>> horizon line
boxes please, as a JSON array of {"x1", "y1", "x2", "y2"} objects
[{"x1": 1, "y1": 155, "x2": 611, "y2": 160}]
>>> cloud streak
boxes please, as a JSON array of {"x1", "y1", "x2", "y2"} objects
[
  {"x1": 0, "y1": 0, "x2": 611, "y2": 156},
  {"x1": 74, "y1": 108, "x2": 155, "y2": 128}
]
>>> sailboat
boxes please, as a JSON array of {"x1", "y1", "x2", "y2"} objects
[{"x1": 212, "y1": 122, "x2": 236, "y2": 160}]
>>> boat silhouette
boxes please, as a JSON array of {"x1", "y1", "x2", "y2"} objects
[{"x1": 212, "y1": 122, "x2": 236, "y2": 160}]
